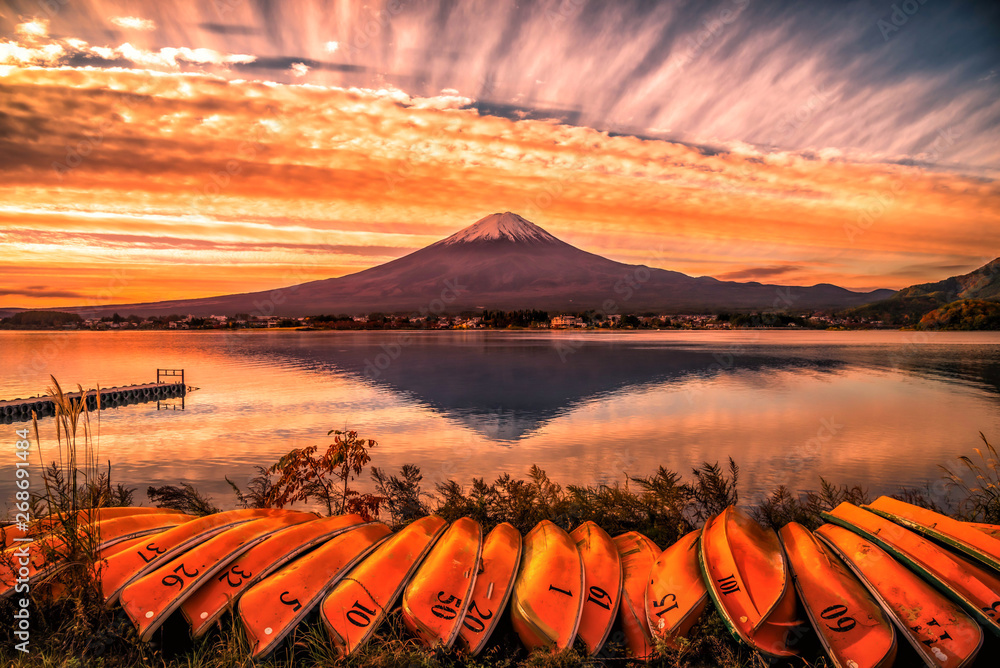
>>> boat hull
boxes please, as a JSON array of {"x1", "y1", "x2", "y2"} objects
[
  {"x1": 510, "y1": 520, "x2": 585, "y2": 652},
  {"x1": 699, "y1": 506, "x2": 802, "y2": 658},
  {"x1": 458, "y1": 522, "x2": 523, "y2": 655},
  {"x1": 239, "y1": 522, "x2": 390, "y2": 658},
  {"x1": 570, "y1": 521, "x2": 622, "y2": 656},
  {"x1": 322, "y1": 515, "x2": 447, "y2": 657},
  {"x1": 645, "y1": 530, "x2": 708, "y2": 648},
  {"x1": 817, "y1": 523, "x2": 983, "y2": 668},
  {"x1": 822, "y1": 502, "x2": 1000, "y2": 639},
  {"x1": 181, "y1": 513, "x2": 365, "y2": 637},
  {"x1": 779, "y1": 522, "x2": 896, "y2": 668},
  {"x1": 401, "y1": 517, "x2": 482, "y2": 649},
  {"x1": 614, "y1": 531, "x2": 661, "y2": 659}
]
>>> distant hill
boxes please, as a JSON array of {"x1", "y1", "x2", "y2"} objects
[
  {"x1": 846, "y1": 258, "x2": 1000, "y2": 326},
  {"x1": 13, "y1": 212, "x2": 894, "y2": 318},
  {"x1": 0, "y1": 310, "x2": 81, "y2": 328},
  {"x1": 919, "y1": 299, "x2": 1000, "y2": 330}
]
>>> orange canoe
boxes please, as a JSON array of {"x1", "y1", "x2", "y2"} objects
[
  {"x1": 0, "y1": 525, "x2": 21, "y2": 550},
  {"x1": 822, "y1": 502, "x2": 1000, "y2": 638},
  {"x1": 510, "y1": 520, "x2": 585, "y2": 652},
  {"x1": 120, "y1": 513, "x2": 313, "y2": 641},
  {"x1": 54, "y1": 520, "x2": 188, "y2": 600},
  {"x1": 101, "y1": 533, "x2": 160, "y2": 561},
  {"x1": 866, "y1": 496, "x2": 1000, "y2": 573},
  {"x1": 779, "y1": 522, "x2": 896, "y2": 668},
  {"x1": 570, "y1": 521, "x2": 622, "y2": 656},
  {"x1": 967, "y1": 522, "x2": 1000, "y2": 540},
  {"x1": 46, "y1": 530, "x2": 172, "y2": 602},
  {"x1": 322, "y1": 515, "x2": 447, "y2": 657},
  {"x1": 459, "y1": 522, "x2": 522, "y2": 655},
  {"x1": 402, "y1": 517, "x2": 482, "y2": 649},
  {"x1": 91, "y1": 513, "x2": 195, "y2": 547},
  {"x1": 700, "y1": 506, "x2": 803, "y2": 658},
  {"x1": 182, "y1": 513, "x2": 366, "y2": 637},
  {"x1": 0, "y1": 536, "x2": 61, "y2": 598},
  {"x1": 100, "y1": 508, "x2": 291, "y2": 605},
  {"x1": 26, "y1": 506, "x2": 188, "y2": 538},
  {"x1": 239, "y1": 522, "x2": 390, "y2": 658},
  {"x1": 645, "y1": 530, "x2": 708, "y2": 648},
  {"x1": 615, "y1": 531, "x2": 661, "y2": 659},
  {"x1": 0, "y1": 512, "x2": 192, "y2": 599},
  {"x1": 817, "y1": 523, "x2": 983, "y2": 668}
]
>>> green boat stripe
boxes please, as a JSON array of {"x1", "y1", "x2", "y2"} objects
[
  {"x1": 819, "y1": 512, "x2": 1000, "y2": 640},
  {"x1": 814, "y1": 531, "x2": 980, "y2": 668},
  {"x1": 863, "y1": 506, "x2": 1000, "y2": 574}
]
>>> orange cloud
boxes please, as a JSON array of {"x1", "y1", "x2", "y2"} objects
[{"x1": 1, "y1": 54, "x2": 998, "y2": 308}]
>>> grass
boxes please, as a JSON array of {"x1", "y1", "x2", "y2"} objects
[
  {"x1": 1, "y1": 377, "x2": 147, "y2": 665},
  {"x1": 941, "y1": 431, "x2": 1000, "y2": 523},
  {"x1": 2, "y1": 388, "x2": 996, "y2": 667}
]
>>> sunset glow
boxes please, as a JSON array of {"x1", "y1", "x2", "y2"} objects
[{"x1": 1, "y1": 0, "x2": 998, "y2": 309}]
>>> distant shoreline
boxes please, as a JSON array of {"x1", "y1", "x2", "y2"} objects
[
  {"x1": 0, "y1": 325, "x2": 977, "y2": 333},
  {"x1": 0, "y1": 324, "x2": 911, "y2": 332}
]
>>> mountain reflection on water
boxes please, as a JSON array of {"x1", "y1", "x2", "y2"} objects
[
  {"x1": 244, "y1": 333, "x2": 848, "y2": 441},
  {"x1": 1, "y1": 330, "x2": 998, "y2": 504}
]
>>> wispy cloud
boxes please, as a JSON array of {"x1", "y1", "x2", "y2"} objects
[
  {"x1": 716, "y1": 266, "x2": 799, "y2": 281},
  {"x1": 0, "y1": 0, "x2": 997, "y2": 308},
  {"x1": 0, "y1": 27, "x2": 255, "y2": 68},
  {"x1": 110, "y1": 16, "x2": 156, "y2": 31},
  {"x1": 0, "y1": 287, "x2": 88, "y2": 299},
  {"x1": 3, "y1": 1, "x2": 996, "y2": 166}
]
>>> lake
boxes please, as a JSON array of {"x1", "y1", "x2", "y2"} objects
[{"x1": 1, "y1": 330, "x2": 998, "y2": 509}]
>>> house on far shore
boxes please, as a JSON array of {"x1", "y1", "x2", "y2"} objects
[{"x1": 551, "y1": 315, "x2": 584, "y2": 328}]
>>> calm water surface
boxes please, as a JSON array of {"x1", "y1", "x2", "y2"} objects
[{"x1": 1, "y1": 330, "x2": 998, "y2": 507}]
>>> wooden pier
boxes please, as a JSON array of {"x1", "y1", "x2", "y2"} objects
[{"x1": 0, "y1": 369, "x2": 187, "y2": 423}]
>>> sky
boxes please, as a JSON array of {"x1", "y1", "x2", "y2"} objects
[{"x1": 1, "y1": 0, "x2": 999, "y2": 309}]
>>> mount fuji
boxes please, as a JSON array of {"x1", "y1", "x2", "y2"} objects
[{"x1": 60, "y1": 212, "x2": 894, "y2": 317}]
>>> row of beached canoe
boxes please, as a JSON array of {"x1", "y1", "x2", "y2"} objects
[{"x1": 2, "y1": 497, "x2": 999, "y2": 666}]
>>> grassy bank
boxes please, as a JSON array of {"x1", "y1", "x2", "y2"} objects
[{"x1": 2, "y1": 383, "x2": 997, "y2": 667}]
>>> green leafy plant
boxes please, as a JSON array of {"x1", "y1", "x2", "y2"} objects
[
  {"x1": 688, "y1": 458, "x2": 740, "y2": 522},
  {"x1": 371, "y1": 463, "x2": 429, "y2": 529},
  {"x1": 751, "y1": 478, "x2": 870, "y2": 530},
  {"x1": 227, "y1": 465, "x2": 278, "y2": 509}
]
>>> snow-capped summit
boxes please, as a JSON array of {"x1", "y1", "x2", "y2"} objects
[
  {"x1": 55, "y1": 211, "x2": 896, "y2": 317},
  {"x1": 439, "y1": 211, "x2": 561, "y2": 245}
]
